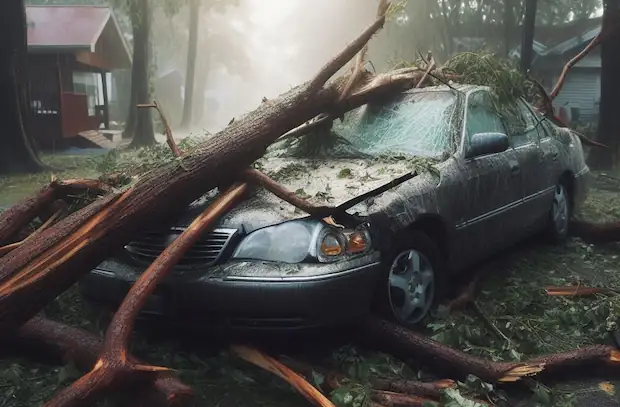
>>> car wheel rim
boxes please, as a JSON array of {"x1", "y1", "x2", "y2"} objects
[
  {"x1": 552, "y1": 184, "x2": 568, "y2": 236},
  {"x1": 387, "y1": 249, "x2": 435, "y2": 325}
]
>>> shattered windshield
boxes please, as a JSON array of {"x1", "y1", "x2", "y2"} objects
[{"x1": 271, "y1": 90, "x2": 461, "y2": 159}]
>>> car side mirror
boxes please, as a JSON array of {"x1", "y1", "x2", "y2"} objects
[{"x1": 466, "y1": 132, "x2": 510, "y2": 158}]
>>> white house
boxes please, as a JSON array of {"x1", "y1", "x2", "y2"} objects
[{"x1": 511, "y1": 19, "x2": 602, "y2": 125}]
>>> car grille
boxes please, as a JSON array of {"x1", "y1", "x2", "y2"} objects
[{"x1": 124, "y1": 228, "x2": 237, "y2": 267}]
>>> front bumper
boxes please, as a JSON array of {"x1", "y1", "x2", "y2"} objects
[{"x1": 79, "y1": 253, "x2": 382, "y2": 332}]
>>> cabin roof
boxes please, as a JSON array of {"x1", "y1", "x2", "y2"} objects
[{"x1": 26, "y1": 5, "x2": 131, "y2": 69}]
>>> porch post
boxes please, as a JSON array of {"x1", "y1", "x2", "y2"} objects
[{"x1": 101, "y1": 70, "x2": 110, "y2": 129}]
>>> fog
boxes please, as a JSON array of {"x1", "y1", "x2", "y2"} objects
[{"x1": 152, "y1": 0, "x2": 392, "y2": 134}]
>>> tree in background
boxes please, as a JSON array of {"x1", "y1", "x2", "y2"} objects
[
  {"x1": 588, "y1": 0, "x2": 620, "y2": 169},
  {"x1": 119, "y1": 0, "x2": 156, "y2": 148},
  {"x1": 179, "y1": 0, "x2": 201, "y2": 129},
  {"x1": 0, "y1": 0, "x2": 44, "y2": 173},
  {"x1": 178, "y1": 0, "x2": 241, "y2": 129},
  {"x1": 151, "y1": 0, "x2": 249, "y2": 128},
  {"x1": 380, "y1": 0, "x2": 601, "y2": 64},
  {"x1": 520, "y1": 0, "x2": 538, "y2": 71}
]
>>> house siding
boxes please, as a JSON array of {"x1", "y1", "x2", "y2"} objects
[{"x1": 552, "y1": 68, "x2": 600, "y2": 124}]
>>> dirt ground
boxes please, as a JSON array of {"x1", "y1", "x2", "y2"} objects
[{"x1": 1, "y1": 153, "x2": 620, "y2": 407}]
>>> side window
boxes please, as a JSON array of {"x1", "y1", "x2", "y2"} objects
[
  {"x1": 465, "y1": 92, "x2": 507, "y2": 143},
  {"x1": 503, "y1": 100, "x2": 541, "y2": 147}
]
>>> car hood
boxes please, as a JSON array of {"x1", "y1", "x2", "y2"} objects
[{"x1": 175, "y1": 157, "x2": 413, "y2": 232}]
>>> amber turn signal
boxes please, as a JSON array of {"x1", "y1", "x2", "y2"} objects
[{"x1": 346, "y1": 231, "x2": 369, "y2": 253}]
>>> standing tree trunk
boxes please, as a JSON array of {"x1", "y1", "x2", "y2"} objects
[
  {"x1": 180, "y1": 0, "x2": 200, "y2": 129},
  {"x1": 192, "y1": 51, "x2": 209, "y2": 126},
  {"x1": 0, "y1": 0, "x2": 44, "y2": 173},
  {"x1": 127, "y1": 0, "x2": 155, "y2": 148},
  {"x1": 587, "y1": 0, "x2": 620, "y2": 169},
  {"x1": 504, "y1": 0, "x2": 516, "y2": 56},
  {"x1": 520, "y1": 0, "x2": 538, "y2": 72}
]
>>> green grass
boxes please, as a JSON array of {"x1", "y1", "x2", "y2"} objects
[
  {"x1": 0, "y1": 154, "x2": 100, "y2": 207},
  {"x1": 2, "y1": 160, "x2": 620, "y2": 406}
]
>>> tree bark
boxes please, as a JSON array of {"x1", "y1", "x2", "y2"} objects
[
  {"x1": 127, "y1": 0, "x2": 156, "y2": 148},
  {"x1": 360, "y1": 316, "x2": 620, "y2": 383},
  {"x1": 520, "y1": 0, "x2": 538, "y2": 72},
  {"x1": 587, "y1": 0, "x2": 620, "y2": 169},
  {"x1": 180, "y1": 0, "x2": 201, "y2": 129},
  {"x1": 0, "y1": 2, "x2": 391, "y2": 338},
  {"x1": 0, "y1": 0, "x2": 44, "y2": 173}
]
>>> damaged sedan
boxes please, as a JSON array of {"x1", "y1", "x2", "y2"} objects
[{"x1": 80, "y1": 84, "x2": 590, "y2": 331}]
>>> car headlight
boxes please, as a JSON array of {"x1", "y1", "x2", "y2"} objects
[{"x1": 231, "y1": 219, "x2": 372, "y2": 263}]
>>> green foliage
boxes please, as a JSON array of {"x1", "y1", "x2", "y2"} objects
[
  {"x1": 442, "y1": 52, "x2": 533, "y2": 107},
  {"x1": 95, "y1": 135, "x2": 206, "y2": 177}
]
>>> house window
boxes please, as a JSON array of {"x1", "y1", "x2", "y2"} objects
[{"x1": 72, "y1": 71, "x2": 100, "y2": 116}]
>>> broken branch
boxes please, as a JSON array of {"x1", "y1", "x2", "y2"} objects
[
  {"x1": 104, "y1": 182, "x2": 247, "y2": 354},
  {"x1": 231, "y1": 345, "x2": 335, "y2": 407},
  {"x1": 309, "y1": 0, "x2": 390, "y2": 93},
  {"x1": 550, "y1": 33, "x2": 601, "y2": 100},
  {"x1": 0, "y1": 208, "x2": 64, "y2": 258},
  {"x1": 362, "y1": 316, "x2": 620, "y2": 383},
  {"x1": 44, "y1": 183, "x2": 248, "y2": 407},
  {"x1": 545, "y1": 286, "x2": 615, "y2": 297},
  {"x1": 138, "y1": 101, "x2": 182, "y2": 157},
  {"x1": 9, "y1": 315, "x2": 193, "y2": 407},
  {"x1": 370, "y1": 390, "x2": 439, "y2": 407},
  {"x1": 242, "y1": 168, "x2": 335, "y2": 217},
  {"x1": 415, "y1": 54, "x2": 435, "y2": 89}
]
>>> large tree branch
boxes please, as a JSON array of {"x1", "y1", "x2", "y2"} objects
[
  {"x1": 242, "y1": 169, "x2": 335, "y2": 218},
  {"x1": 308, "y1": 0, "x2": 390, "y2": 93},
  {"x1": 361, "y1": 316, "x2": 620, "y2": 383},
  {"x1": 44, "y1": 183, "x2": 247, "y2": 407},
  {"x1": 9, "y1": 315, "x2": 193, "y2": 407},
  {"x1": 550, "y1": 33, "x2": 602, "y2": 100}
]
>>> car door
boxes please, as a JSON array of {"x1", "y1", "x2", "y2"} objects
[
  {"x1": 502, "y1": 99, "x2": 551, "y2": 234},
  {"x1": 452, "y1": 90, "x2": 524, "y2": 267}
]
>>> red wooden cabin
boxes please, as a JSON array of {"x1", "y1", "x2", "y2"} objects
[{"x1": 26, "y1": 5, "x2": 131, "y2": 149}]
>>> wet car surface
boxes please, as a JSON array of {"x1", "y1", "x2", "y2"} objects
[{"x1": 80, "y1": 84, "x2": 591, "y2": 332}]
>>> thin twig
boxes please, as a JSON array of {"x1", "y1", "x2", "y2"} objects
[
  {"x1": 545, "y1": 286, "x2": 617, "y2": 297},
  {"x1": 472, "y1": 301, "x2": 513, "y2": 346},
  {"x1": 137, "y1": 101, "x2": 182, "y2": 157}
]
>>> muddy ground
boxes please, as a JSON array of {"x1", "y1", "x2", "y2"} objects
[{"x1": 1, "y1": 152, "x2": 620, "y2": 407}]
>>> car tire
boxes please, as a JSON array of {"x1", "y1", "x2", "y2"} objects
[
  {"x1": 545, "y1": 181, "x2": 571, "y2": 243},
  {"x1": 376, "y1": 230, "x2": 446, "y2": 330}
]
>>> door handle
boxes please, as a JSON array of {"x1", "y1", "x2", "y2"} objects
[{"x1": 510, "y1": 163, "x2": 520, "y2": 176}]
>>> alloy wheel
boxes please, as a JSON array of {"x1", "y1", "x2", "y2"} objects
[{"x1": 387, "y1": 249, "x2": 435, "y2": 325}]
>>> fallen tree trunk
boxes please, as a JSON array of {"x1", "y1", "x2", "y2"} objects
[
  {"x1": 7, "y1": 315, "x2": 193, "y2": 407},
  {"x1": 0, "y1": 2, "x2": 398, "y2": 337},
  {"x1": 360, "y1": 316, "x2": 620, "y2": 383},
  {"x1": 0, "y1": 179, "x2": 109, "y2": 245}
]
